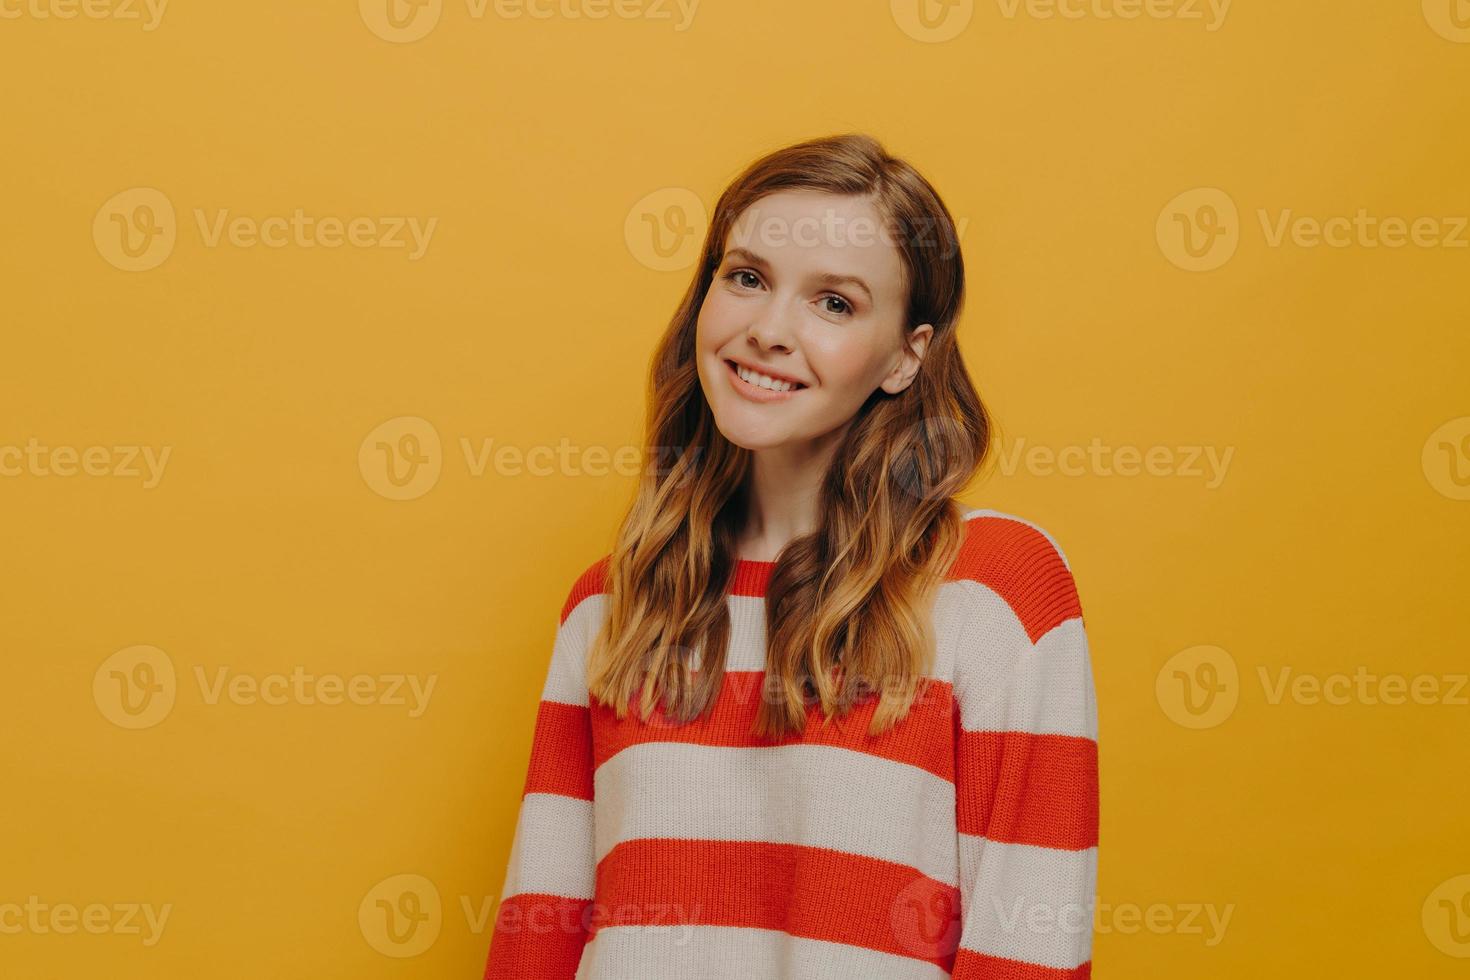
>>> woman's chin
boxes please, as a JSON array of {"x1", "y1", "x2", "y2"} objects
[{"x1": 711, "y1": 414, "x2": 799, "y2": 452}]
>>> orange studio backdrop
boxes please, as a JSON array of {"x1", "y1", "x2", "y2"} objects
[{"x1": 1, "y1": 1, "x2": 1467, "y2": 977}]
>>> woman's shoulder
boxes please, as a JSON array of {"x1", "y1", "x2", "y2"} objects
[
  {"x1": 951, "y1": 506, "x2": 1076, "y2": 573},
  {"x1": 557, "y1": 553, "x2": 613, "y2": 625},
  {"x1": 947, "y1": 506, "x2": 1085, "y2": 640}
]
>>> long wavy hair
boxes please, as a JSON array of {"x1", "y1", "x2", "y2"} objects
[{"x1": 585, "y1": 133, "x2": 991, "y2": 739}]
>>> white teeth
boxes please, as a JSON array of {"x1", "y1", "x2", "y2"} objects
[{"x1": 734, "y1": 363, "x2": 800, "y2": 392}]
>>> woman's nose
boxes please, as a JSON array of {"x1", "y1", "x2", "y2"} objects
[{"x1": 745, "y1": 295, "x2": 799, "y2": 351}]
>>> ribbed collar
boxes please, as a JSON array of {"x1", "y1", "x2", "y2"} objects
[{"x1": 728, "y1": 559, "x2": 775, "y2": 597}]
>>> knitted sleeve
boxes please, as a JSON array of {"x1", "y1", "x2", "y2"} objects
[
  {"x1": 949, "y1": 525, "x2": 1099, "y2": 978},
  {"x1": 482, "y1": 569, "x2": 601, "y2": 980}
]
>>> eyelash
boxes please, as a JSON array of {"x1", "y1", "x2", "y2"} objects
[{"x1": 724, "y1": 268, "x2": 855, "y2": 318}]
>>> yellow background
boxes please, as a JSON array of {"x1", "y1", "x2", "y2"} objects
[{"x1": 2, "y1": 0, "x2": 1467, "y2": 976}]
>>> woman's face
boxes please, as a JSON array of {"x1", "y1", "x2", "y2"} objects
[{"x1": 695, "y1": 190, "x2": 932, "y2": 452}]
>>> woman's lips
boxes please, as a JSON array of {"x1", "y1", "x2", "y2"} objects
[{"x1": 724, "y1": 359, "x2": 806, "y2": 403}]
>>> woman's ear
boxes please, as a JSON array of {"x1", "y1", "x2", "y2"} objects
[{"x1": 881, "y1": 322, "x2": 934, "y2": 394}]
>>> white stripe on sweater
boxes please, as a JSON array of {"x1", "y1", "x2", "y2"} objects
[
  {"x1": 500, "y1": 792, "x2": 596, "y2": 902},
  {"x1": 947, "y1": 591, "x2": 1098, "y2": 741},
  {"x1": 956, "y1": 835, "x2": 1097, "y2": 970},
  {"x1": 541, "y1": 595, "x2": 598, "y2": 707},
  {"x1": 592, "y1": 740, "x2": 960, "y2": 885},
  {"x1": 540, "y1": 575, "x2": 1093, "y2": 743},
  {"x1": 574, "y1": 924, "x2": 953, "y2": 980}
]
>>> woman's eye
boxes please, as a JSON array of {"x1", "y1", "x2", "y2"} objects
[
  {"x1": 821, "y1": 295, "x2": 852, "y2": 316},
  {"x1": 724, "y1": 270, "x2": 851, "y2": 317}
]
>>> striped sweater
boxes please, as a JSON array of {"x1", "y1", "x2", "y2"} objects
[{"x1": 482, "y1": 507, "x2": 1099, "y2": 979}]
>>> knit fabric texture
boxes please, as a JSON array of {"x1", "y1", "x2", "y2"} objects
[{"x1": 482, "y1": 507, "x2": 1099, "y2": 979}]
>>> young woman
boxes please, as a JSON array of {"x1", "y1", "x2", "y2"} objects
[{"x1": 483, "y1": 133, "x2": 1098, "y2": 979}]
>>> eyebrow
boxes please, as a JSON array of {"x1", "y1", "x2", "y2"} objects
[{"x1": 721, "y1": 247, "x2": 873, "y2": 304}]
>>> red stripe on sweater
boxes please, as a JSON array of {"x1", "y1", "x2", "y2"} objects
[
  {"x1": 561, "y1": 517, "x2": 1080, "y2": 633},
  {"x1": 953, "y1": 948, "x2": 1092, "y2": 979},
  {"x1": 483, "y1": 893, "x2": 592, "y2": 980},
  {"x1": 592, "y1": 837, "x2": 964, "y2": 971},
  {"x1": 590, "y1": 671, "x2": 957, "y2": 783},
  {"x1": 560, "y1": 555, "x2": 612, "y2": 624},
  {"x1": 729, "y1": 558, "x2": 775, "y2": 596},
  {"x1": 560, "y1": 554, "x2": 771, "y2": 616},
  {"x1": 946, "y1": 517, "x2": 1082, "y2": 643},
  {"x1": 524, "y1": 701, "x2": 594, "y2": 801},
  {"x1": 954, "y1": 729, "x2": 1099, "y2": 849}
]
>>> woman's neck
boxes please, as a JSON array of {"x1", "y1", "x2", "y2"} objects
[{"x1": 736, "y1": 430, "x2": 844, "y2": 561}]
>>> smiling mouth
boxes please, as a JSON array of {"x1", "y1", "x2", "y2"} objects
[{"x1": 725, "y1": 359, "x2": 808, "y2": 392}]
